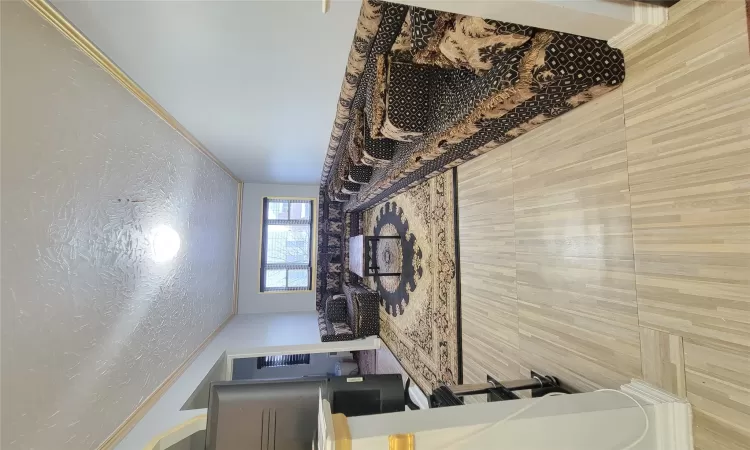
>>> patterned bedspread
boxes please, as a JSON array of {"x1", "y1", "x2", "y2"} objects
[{"x1": 320, "y1": 0, "x2": 625, "y2": 212}]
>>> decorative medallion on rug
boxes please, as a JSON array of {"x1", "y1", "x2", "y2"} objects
[
  {"x1": 369, "y1": 202, "x2": 421, "y2": 312},
  {"x1": 361, "y1": 169, "x2": 459, "y2": 393}
]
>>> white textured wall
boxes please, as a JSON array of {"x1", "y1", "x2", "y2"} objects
[
  {"x1": 50, "y1": 0, "x2": 362, "y2": 185},
  {"x1": 396, "y1": 0, "x2": 636, "y2": 40},
  {"x1": 238, "y1": 183, "x2": 318, "y2": 314},
  {"x1": 0, "y1": 4, "x2": 238, "y2": 450}
]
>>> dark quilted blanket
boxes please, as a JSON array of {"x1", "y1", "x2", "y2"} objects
[{"x1": 320, "y1": 0, "x2": 625, "y2": 212}]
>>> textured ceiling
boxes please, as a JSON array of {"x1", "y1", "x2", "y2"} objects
[{"x1": 52, "y1": 0, "x2": 361, "y2": 184}]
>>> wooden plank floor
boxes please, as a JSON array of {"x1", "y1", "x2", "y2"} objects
[
  {"x1": 458, "y1": 146, "x2": 522, "y2": 392},
  {"x1": 457, "y1": 1, "x2": 750, "y2": 448},
  {"x1": 512, "y1": 88, "x2": 642, "y2": 393}
]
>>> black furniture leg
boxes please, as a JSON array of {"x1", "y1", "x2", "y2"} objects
[{"x1": 430, "y1": 373, "x2": 569, "y2": 407}]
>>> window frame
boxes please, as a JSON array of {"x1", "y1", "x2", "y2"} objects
[{"x1": 259, "y1": 197, "x2": 316, "y2": 293}]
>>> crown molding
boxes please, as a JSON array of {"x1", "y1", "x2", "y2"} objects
[
  {"x1": 608, "y1": 1, "x2": 669, "y2": 50},
  {"x1": 233, "y1": 182, "x2": 244, "y2": 314},
  {"x1": 23, "y1": 0, "x2": 241, "y2": 183}
]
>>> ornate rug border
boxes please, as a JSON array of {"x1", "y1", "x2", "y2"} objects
[{"x1": 452, "y1": 167, "x2": 463, "y2": 385}]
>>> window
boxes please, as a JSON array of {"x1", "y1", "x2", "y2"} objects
[
  {"x1": 260, "y1": 198, "x2": 314, "y2": 292},
  {"x1": 256, "y1": 354, "x2": 311, "y2": 369}
]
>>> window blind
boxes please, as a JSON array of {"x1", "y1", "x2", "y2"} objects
[{"x1": 256, "y1": 354, "x2": 311, "y2": 369}]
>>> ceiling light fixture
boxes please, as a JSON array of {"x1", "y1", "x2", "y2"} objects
[{"x1": 151, "y1": 224, "x2": 181, "y2": 263}]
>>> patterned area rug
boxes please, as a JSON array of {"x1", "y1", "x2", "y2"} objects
[{"x1": 361, "y1": 169, "x2": 459, "y2": 393}]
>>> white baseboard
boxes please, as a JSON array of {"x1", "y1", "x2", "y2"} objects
[
  {"x1": 608, "y1": 2, "x2": 669, "y2": 50},
  {"x1": 622, "y1": 380, "x2": 693, "y2": 450}
]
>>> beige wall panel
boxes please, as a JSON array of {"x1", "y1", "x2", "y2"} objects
[
  {"x1": 623, "y1": 0, "x2": 750, "y2": 347},
  {"x1": 623, "y1": 3, "x2": 750, "y2": 445},
  {"x1": 684, "y1": 338, "x2": 750, "y2": 450},
  {"x1": 639, "y1": 327, "x2": 687, "y2": 398}
]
